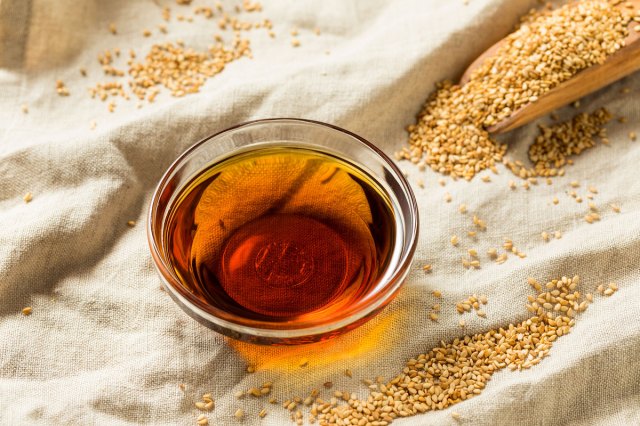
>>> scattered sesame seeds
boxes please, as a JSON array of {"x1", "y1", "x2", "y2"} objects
[
  {"x1": 258, "y1": 408, "x2": 267, "y2": 418},
  {"x1": 22, "y1": 307, "x2": 32, "y2": 316},
  {"x1": 23, "y1": 192, "x2": 33, "y2": 203},
  {"x1": 196, "y1": 414, "x2": 208, "y2": 425},
  {"x1": 429, "y1": 312, "x2": 439, "y2": 322}
]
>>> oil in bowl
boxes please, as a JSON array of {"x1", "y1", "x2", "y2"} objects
[
  {"x1": 147, "y1": 119, "x2": 418, "y2": 344},
  {"x1": 166, "y1": 148, "x2": 395, "y2": 323}
]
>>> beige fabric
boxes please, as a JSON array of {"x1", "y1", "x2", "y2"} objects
[{"x1": 1, "y1": 0, "x2": 639, "y2": 424}]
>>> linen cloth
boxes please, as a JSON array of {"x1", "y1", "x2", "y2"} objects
[{"x1": 1, "y1": 0, "x2": 639, "y2": 424}]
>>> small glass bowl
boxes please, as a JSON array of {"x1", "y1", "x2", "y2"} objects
[{"x1": 147, "y1": 118, "x2": 418, "y2": 345}]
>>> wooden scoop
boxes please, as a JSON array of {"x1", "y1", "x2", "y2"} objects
[{"x1": 459, "y1": 1, "x2": 640, "y2": 134}]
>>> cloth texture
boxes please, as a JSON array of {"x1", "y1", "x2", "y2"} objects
[{"x1": 1, "y1": 0, "x2": 639, "y2": 425}]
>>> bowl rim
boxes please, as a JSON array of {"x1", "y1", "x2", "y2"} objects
[{"x1": 147, "y1": 118, "x2": 419, "y2": 340}]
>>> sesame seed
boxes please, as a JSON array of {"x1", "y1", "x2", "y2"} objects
[
  {"x1": 258, "y1": 408, "x2": 267, "y2": 418},
  {"x1": 23, "y1": 192, "x2": 33, "y2": 203},
  {"x1": 22, "y1": 307, "x2": 32, "y2": 316},
  {"x1": 21, "y1": 103, "x2": 28, "y2": 114},
  {"x1": 422, "y1": 264, "x2": 432, "y2": 272},
  {"x1": 458, "y1": 204, "x2": 467, "y2": 214},
  {"x1": 432, "y1": 290, "x2": 442, "y2": 298},
  {"x1": 234, "y1": 408, "x2": 244, "y2": 419},
  {"x1": 450, "y1": 235, "x2": 459, "y2": 246},
  {"x1": 109, "y1": 23, "x2": 117, "y2": 34},
  {"x1": 610, "y1": 203, "x2": 621, "y2": 213},
  {"x1": 291, "y1": 38, "x2": 300, "y2": 47},
  {"x1": 444, "y1": 192, "x2": 452, "y2": 203},
  {"x1": 299, "y1": 358, "x2": 309, "y2": 367}
]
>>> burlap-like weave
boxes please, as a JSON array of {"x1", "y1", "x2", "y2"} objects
[{"x1": 1, "y1": 0, "x2": 638, "y2": 424}]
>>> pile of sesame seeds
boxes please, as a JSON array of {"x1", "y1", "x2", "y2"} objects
[
  {"x1": 308, "y1": 275, "x2": 590, "y2": 425},
  {"x1": 509, "y1": 108, "x2": 613, "y2": 178},
  {"x1": 398, "y1": 0, "x2": 634, "y2": 180}
]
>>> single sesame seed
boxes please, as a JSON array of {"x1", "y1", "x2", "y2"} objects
[
  {"x1": 22, "y1": 307, "x2": 32, "y2": 316},
  {"x1": 234, "y1": 408, "x2": 244, "y2": 419},
  {"x1": 450, "y1": 235, "x2": 459, "y2": 246},
  {"x1": 23, "y1": 192, "x2": 33, "y2": 203}
]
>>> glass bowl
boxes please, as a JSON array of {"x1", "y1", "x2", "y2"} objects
[{"x1": 147, "y1": 118, "x2": 418, "y2": 345}]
